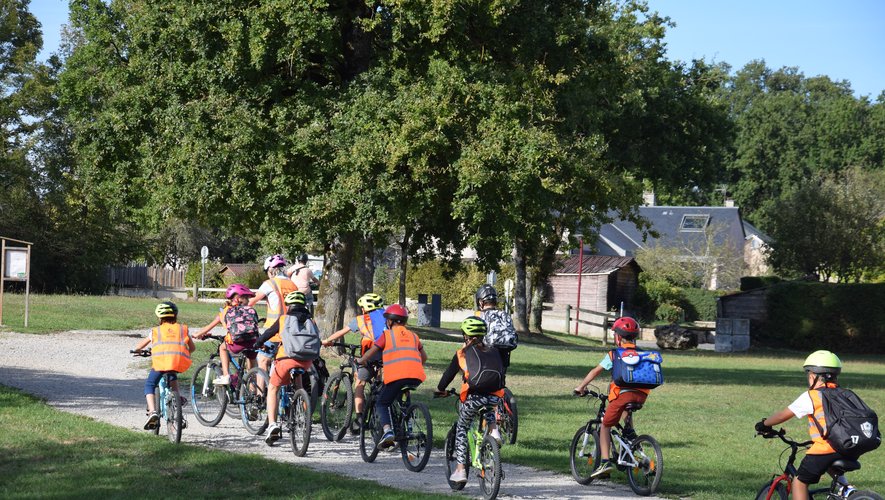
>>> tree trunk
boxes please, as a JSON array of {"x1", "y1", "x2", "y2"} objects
[
  {"x1": 398, "y1": 229, "x2": 410, "y2": 305},
  {"x1": 529, "y1": 267, "x2": 544, "y2": 333},
  {"x1": 316, "y1": 235, "x2": 356, "y2": 337},
  {"x1": 513, "y1": 239, "x2": 529, "y2": 333}
]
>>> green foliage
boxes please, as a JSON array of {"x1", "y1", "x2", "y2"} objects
[
  {"x1": 758, "y1": 282, "x2": 885, "y2": 353},
  {"x1": 222, "y1": 265, "x2": 265, "y2": 290},
  {"x1": 740, "y1": 276, "x2": 784, "y2": 291},
  {"x1": 183, "y1": 260, "x2": 224, "y2": 288},
  {"x1": 678, "y1": 288, "x2": 721, "y2": 322},
  {"x1": 655, "y1": 303, "x2": 683, "y2": 323},
  {"x1": 404, "y1": 260, "x2": 488, "y2": 310}
]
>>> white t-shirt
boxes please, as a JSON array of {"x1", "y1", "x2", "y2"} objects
[{"x1": 788, "y1": 392, "x2": 814, "y2": 419}]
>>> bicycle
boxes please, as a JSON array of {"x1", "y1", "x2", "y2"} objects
[
  {"x1": 755, "y1": 428, "x2": 883, "y2": 500},
  {"x1": 437, "y1": 388, "x2": 504, "y2": 500},
  {"x1": 570, "y1": 387, "x2": 663, "y2": 496},
  {"x1": 320, "y1": 342, "x2": 361, "y2": 441},
  {"x1": 496, "y1": 387, "x2": 518, "y2": 445},
  {"x1": 269, "y1": 367, "x2": 312, "y2": 457},
  {"x1": 190, "y1": 335, "x2": 256, "y2": 427},
  {"x1": 131, "y1": 349, "x2": 185, "y2": 444},
  {"x1": 359, "y1": 364, "x2": 433, "y2": 472}
]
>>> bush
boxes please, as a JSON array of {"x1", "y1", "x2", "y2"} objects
[
  {"x1": 740, "y1": 276, "x2": 783, "y2": 291},
  {"x1": 376, "y1": 260, "x2": 514, "y2": 309},
  {"x1": 678, "y1": 288, "x2": 721, "y2": 322},
  {"x1": 757, "y1": 282, "x2": 885, "y2": 353},
  {"x1": 655, "y1": 303, "x2": 683, "y2": 323},
  {"x1": 184, "y1": 260, "x2": 224, "y2": 288}
]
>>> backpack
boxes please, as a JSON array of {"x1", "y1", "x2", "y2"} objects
[
  {"x1": 813, "y1": 387, "x2": 881, "y2": 459},
  {"x1": 279, "y1": 315, "x2": 321, "y2": 361},
  {"x1": 611, "y1": 347, "x2": 664, "y2": 389},
  {"x1": 463, "y1": 344, "x2": 505, "y2": 394},
  {"x1": 224, "y1": 305, "x2": 259, "y2": 343},
  {"x1": 481, "y1": 309, "x2": 518, "y2": 350}
]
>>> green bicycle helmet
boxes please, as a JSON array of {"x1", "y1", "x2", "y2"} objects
[
  {"x1": 803, "y1": 350, "x2": 842, "y2": 377},
  {"x1": 285, "y1": 291, "x2": 307, "y2": 306},
  {"x1": 461, "y1": 316, "x2": 488, "y2": 337},
  {"x1": 154, "y1": 301, "x2": 178, "y2": 319},
  {"x1": 357, "y1": 293, "x2": 384, "y2": 312}
]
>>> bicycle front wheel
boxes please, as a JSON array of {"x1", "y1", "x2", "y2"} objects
[
  {"x1": 569, "y1": 425, "x2": 599, "y2": 485},
  {"x1": 754, "y1": 481, "x2": 787, "y2": 500},
  {"x1": 444, "y1": 425, "x2": 469, "y2": 491},
  {"x1": 627, "y1": 434, "x2": 663, "y2": 496},
  {"x1": 847, "y1": 492, "x2": 885, "y2": 500},
  {"x1": 289, "y1": 388, "x2": 312, "y2": 457},
  {"x1": 498, "y1": 388, "x2": 518, "y2": 445},
  {"x1": 320, "y1": 371, "x2": 354, "y2": 442},
  {"x1": 359, "y1": 405, "x2": 381, "y2": 463},
  {"x1": 240, "y1": 368, "x2": 269, "y2": 435},
  {"x1": 401, "y1": 402, "x2": 433, "y2": 472},
  {"x1": 478, "y1": 434, "x2": 503, "y2": 500},
  {"x1": 191, "y1": 362, "x2": 226, "y2": 427},
  {"x1": 166, "y1": 389, "x2": 183, "y2": 444}
]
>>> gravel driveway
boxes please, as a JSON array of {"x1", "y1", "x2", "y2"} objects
[{"x1": 0, "y1": 329, "x2": 663, "y2": 499}]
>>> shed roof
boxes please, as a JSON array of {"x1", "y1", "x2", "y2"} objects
[
  {"x1": 219, "y1": 263, "x2": 260, "y2": 277},
  {"x1": 554, "y1": 255, "x2": 640, "y2": 275}
]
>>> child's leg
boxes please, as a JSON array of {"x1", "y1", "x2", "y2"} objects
[
  {"x1": 599, "y1": 424, "x2": 612, "y2": 460},
  {"x1": 354, "y1": 378, "x2": 366, "y2": 413},
  {"x1": 791, "y1": 477, "x2": 810, "y2": 500},
  {"x1": 218, "y1": 344, "x2": 230, "y2": 376},
  {"x1": 454, "y1": 397, "x2": 483, "y2": 469},
  {"x1": 144, "y1": 370, "x2": 162, "y2": 413},
  {"x1": 482, "y1": 395, "x2": 501, "y2": 433}
]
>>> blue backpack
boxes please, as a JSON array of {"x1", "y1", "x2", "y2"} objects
[{"x1": 611, "y1": 347, "x2": 664, "y2": 389}]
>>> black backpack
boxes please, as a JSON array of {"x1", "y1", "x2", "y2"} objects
[
  {"x1": 813, "y1": 387, "x2": 881, "y2": 459},
  {"x1": 463, "y1": 344, "x2": 504, "y2": 394}
]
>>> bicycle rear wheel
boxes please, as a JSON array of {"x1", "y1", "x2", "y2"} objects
[
  {"x1": 444, "y1": 425, "x2": 469, "y2": 491},
  {"x1": 569, "y1": 425, "x2": 599, "y2": 485},
  {"x1": 240, "y1": 368, "x2": 269, "y2": 435},
  {"x1": 166, "y1": 388, "x2": 183, "y2": 444},
  {"x1": 401, "y1": 402, "x2": 433, "y2": 472},
  {"x1": 498, "y1": 388, "x2": 518, "y2": 445},
  {"x1": 627, "y1": 434, "x2": 663, "y2": 496},
  {"x1": 754, "y1": 481, "x2": 787, "y2": 500},
  {"x1": 359, "y1": 405, "x2": 381, "y2": 463},
  {"x1": 289, "y1": 388, "x2": 312, "y2": 457},
  {"x1": 151, "y1": 388, "x2": 161, "y2": 436},
  {"x1": 191, "y1": 361, "x2": 226, "y2": 427},
  {"x1": 321, "y1": 371, "x2": 353, "y2": 442},
  {"x1": 847, "y1": 492, "x2": 885, "y2": 500},
  {"x1": 478, "y1": 434, "x2": 503, "y2": 500}
]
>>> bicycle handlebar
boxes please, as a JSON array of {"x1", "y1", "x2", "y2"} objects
[
  {"x1": 130, "y1": 349, "x2": 151, "y2": 357},
  {"x1": 433, "y1": 388, "x2": 458, "y2": 399},
  {"x1": 757, "y1": 428, "x2": 813, "y2": 448},
  {"x1": 573, "y1": 389, "x2": 606, "y2": 400}
]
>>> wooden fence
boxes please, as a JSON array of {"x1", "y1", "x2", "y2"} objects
[
  {"x1": 106, "y1": 264, "x2": 187, "y2": 289},
  {"x1": 542, "y1": 302, "x2": 616, "y2": 344}
]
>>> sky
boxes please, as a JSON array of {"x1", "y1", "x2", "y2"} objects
[{"x1": 29, "y1": 0, "x2": 885, "y2": 99}]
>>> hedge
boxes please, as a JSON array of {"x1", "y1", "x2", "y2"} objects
[
  {"x1": 678, "y1": 288, "x2": 721, "y2": 322},
  {"x1": 758, "y1": 282, "x2": 885, "y2": 353},
  {"x1": 740, "y1": 275, "x2": 783, "y2": 291},
  {"x1": 376, "y1": 261, "x2": 515, "y2": 310}
]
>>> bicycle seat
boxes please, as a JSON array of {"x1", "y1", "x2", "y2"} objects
[
  {"x1": 624, "y1": 402, "x2": 644, "y2": 412},
  {"x1": 400, "y1": 385, "x2": 420, "y2": 393},
  {"x1": 829, "y1": 459, "x2": 861, "y2": 474}
]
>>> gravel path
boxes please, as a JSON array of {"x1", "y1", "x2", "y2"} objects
[{"x1": 0, "y1": 330, "x2": 663, "y2": 499}]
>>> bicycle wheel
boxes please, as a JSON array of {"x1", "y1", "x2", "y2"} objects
[
  {"x1": 359, "y1": 405, "x2": 381, "y2": 463},
  {"x1": 190, "y1": 361, "x2": 226, "y2": 427},
  {"x1": 240, "y1": 368, "x2": 270, "y2": 435},
  {"x1": 224, "y1": 368, "x2": 243, "y2": 419},
  {"x1": 151, "y1": 388, "x2": 161, "y2": 436},
  {"x1": 445, "y1": 425, "x2": 469, "y2": 491},
  {"x1": 848, "y1": 492, "x2": 885, "y2": 500},
  {"x1": 498, "y1": 388, "x2": 518, "y2": 445},
  {"x1": 478, "y1": 434, "x2": 503, "y2": 500},
  {"x1": 627, "y1": 434, "x2": 663, "y2": 496},
  {"x1": 289, "y1": 388, "x2": 312, "y2": 457},
  {"x1": 569, "y1": 425, "x2": 599, "y2": 484},
  {"x1": 401, "y1": 402, "x2": 433, "y2": 472},
  {"x1": 754, "y1": 481, "x2": 787, "y2": 500},
  {"x1": 166, "y1": 388, "x2": 183, "y2": 444},
  {"x1": 320, "y1": 371, "x2": 354, "y2": 442},
  {"x1": 307, "y1": 364, "x2": 324, "y2": 418}
]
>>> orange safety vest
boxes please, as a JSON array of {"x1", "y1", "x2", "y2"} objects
[
  {"x1": 607, "y1": 343, "x2": 651, "y2": 401},
  {"x1": 456, "y1": 346, "x2": 505, "y2": 402},
  {"x1": 356, "y1": 314, "x2": 375, "y2": 355},
  {"x1": 151, "y1": 323, "x2": 192, "y2": 373},
  {"x1": 381, "y1": 325, "x2": 426, "y2": 384},
  {"x1": 218, "y1": 305, "x2": 233, "y2": 344},
  {"x1": 807, "y1": 383, "x2": 839, "y2": 455},
  {"x1": 264, "y1": 277, "x2": 297, "y2": 327}
]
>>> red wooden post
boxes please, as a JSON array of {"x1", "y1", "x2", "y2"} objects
[{"x1": 574, "y1": 236, "x2": 584, "y2": 335}]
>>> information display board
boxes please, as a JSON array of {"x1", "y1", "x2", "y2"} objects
[{"x1": 3, "y1": 248, "x2": 28, "y2": 280}]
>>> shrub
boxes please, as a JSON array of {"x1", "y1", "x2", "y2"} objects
[
  {"x1": 740, "y1": 275, "x2": 783, "y2": 291},
  {"x1": 678, "y1": 288, "x2": 721, "y2": 322},
  {"x1": 376, "y1": 260, "x2": 512, "y2": 309},
  {"x1": 184, "y1": 260, "x2": 224, "y2": 288},
  {"x1": 655, "y1": 303, "x2": 683, "y2": 323}
]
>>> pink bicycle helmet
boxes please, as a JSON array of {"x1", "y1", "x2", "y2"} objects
[
  {"x1": 225, "y1": 283, "x2": 255, "y2": 299},
  {"x1": 262, "y1": 254, "x2": 287, "y2": 271}
]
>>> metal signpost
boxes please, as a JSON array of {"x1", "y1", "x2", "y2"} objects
[
  {"x1": 200, "y1": 246, "x2": 209, "y2": 299},
  {"x1": 503, "y1": 278, "x2": 514, "y2": 314},
  {"x1": 0, "y1": 237, "x2": 33, "y2": 327},
  {"x1": 574, "y1": 233, "x2": 584, "y2": 336}
]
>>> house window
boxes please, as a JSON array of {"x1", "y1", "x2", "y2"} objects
[{"x1": 679, "y1": 214, "x2": 709, "y2": 232}]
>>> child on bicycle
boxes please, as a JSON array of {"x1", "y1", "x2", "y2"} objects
[
  {"x1": 434, "y1": 316, "x2": 504, "y2": 484},
  {"x1": 194, "y1": 283, "x2": 258, "y2": 385},
  {"x1": 755, "y1": 350, "x2": 850, "y2": 500},
  {"x1": 573, "y1": 316, "x2": 649, "y2": 478},
  {"x1": 322, "y1": 292, "x2": 387, "y2": 433},
  {"x1": 253, "y1": 291, "x2": 317, "y2": 445},
  {"x1": 132, "y1": 302, "x2": 195, "y2": 430},
  {"x1": 357, "y1": 303, "x2": 427, "y2": 449},
  {"x1": 249, "y1": 254, "x2": 298, "y2": 379},
  {"x1": 286, "y1": 253, "x2": 319, "y2": 312},
  {"x1": 475, "y1": 284, "x2": 518, "y2": 374}
]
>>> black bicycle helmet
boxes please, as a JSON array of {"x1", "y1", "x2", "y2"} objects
[{"x1": 475, "y1": 284, "x2": 498, "y2": 306}]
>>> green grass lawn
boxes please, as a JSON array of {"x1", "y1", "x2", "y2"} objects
[
  {"x1": 0, "y1": 385, "x2": 448, "y2": 500},
  {"x1": 4, "y1": 293, "x2": 884, "y2": 499}
]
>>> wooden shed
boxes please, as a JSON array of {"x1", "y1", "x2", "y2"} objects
[
  {"x1": 218, "y1": 263, "x2": 261, "y2": 279},
  {"x1": 547, "y1": 255, "x2": 641, "y2": 314}
]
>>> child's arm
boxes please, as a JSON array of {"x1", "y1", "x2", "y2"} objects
[
  {"x1": 575, "y1": 365, "x2": 605, "y2": 393},
  {"x1": 134, "y1": 337, "x2": 151, "y2": 352},
  {"x1": 322, "y1": 325, "x2": 352, "y2": 346},
  {"x1": 419, "y1": 345, "x2": 428, "y2": 364},
  {"x1": 247, "y1": 291, "x2": 266, "y2": 308},
  {"x1": 761, "y1": 408, "x2": 795, "y2": 428},
  {"x1": 195, "y1": 316, "x2": 222, "y2": 339},
  {"x1": 186, "y1": 336, "x2": 196, "y2": 353},
  {"x1": 357, "y1": 344, "x2": 381, "y2": 365}
]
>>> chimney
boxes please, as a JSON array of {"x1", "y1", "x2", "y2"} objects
[{"x1": 642, "y1": 190, "x2": 656, "y2": 206}]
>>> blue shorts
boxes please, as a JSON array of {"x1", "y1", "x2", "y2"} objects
[
  {"x1": 257, "y1": 341, "x2": 279, "y2": 359},
  {"x1": 144, "y1": 369, "x2": 178, "y2": 395}
]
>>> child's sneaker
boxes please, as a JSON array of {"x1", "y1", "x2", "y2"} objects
[
  {"x1": 265, "y1": 424, "x2": 282, "y2": 445},
  {"x1": 378, "y1": 429, "x2": 396, "y2": 449},
  {"x1": 449, "y1": 468, "x2": 467, "y2": 484},
  {"x1": 143, "y1": 412, "x2": 159, "y2": 430},
  {"x1": 489, "y1": 428, "x2": 503, "y2": 446},
  {"x1": 213, "y1": 375, "x2": 230, "y2": 385},
  {"x1": 590, "y1": 460, "x2": 614, "y2": 478}
]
